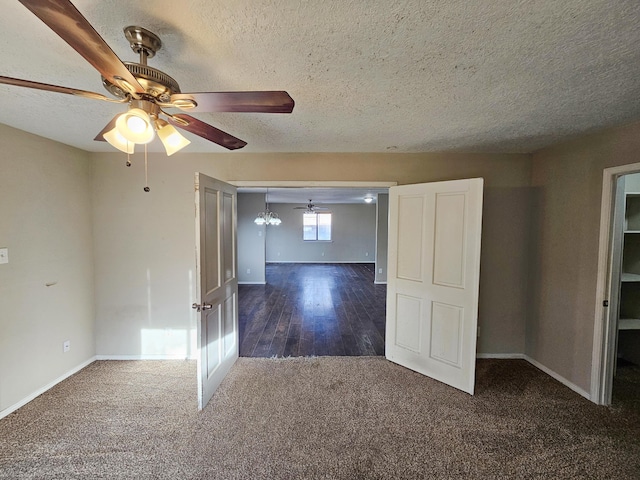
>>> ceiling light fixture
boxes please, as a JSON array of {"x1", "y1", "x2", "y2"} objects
[
  {"x1": 156, "y1": 119, "x2": 191, "y2": 156},
  {"x1": 115, "y1": 107, "x2": 155, "y2": 144},
  {"x1": 103, "y1": 99, "x2": 192, "y2": 157},
  {"x1": 255, "y1": 190, "x2": 282, "y2": 226},
  {"x1": 103, "y1": 127, "x2": 134, "y2": 154},
  {"x1": 364, "y1": 196, "x2": 374, "y2": 203}
]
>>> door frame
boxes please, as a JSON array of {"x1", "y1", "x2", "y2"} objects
[{"x1": 592, "y1": 161, "x2": 640, "y2": 405}]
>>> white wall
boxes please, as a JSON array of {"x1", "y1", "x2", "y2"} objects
[
  {"x1": 0, "y1": 124, "x2": 95, "y2": 415},
  {"x1": 265, "y1": 203, "x2": 376, "y2": 263}
]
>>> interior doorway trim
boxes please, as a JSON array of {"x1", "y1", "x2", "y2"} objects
[
  {"x1": 592, "y1": 161, "x2": 640, "y2": 405},
  {"x1": 231, "y1": 181, "x2": 397, "y2": 188}
]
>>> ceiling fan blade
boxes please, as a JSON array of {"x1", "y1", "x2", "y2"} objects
[
  {"x1": 169, "y1": 91, "x2": 294, "y2": 113},
  {"x1": 0, "y1": 75, "x2": 125, "y2": 103},
  {"x1": 18, "y1": 0, "x2": 144, "y2": 94},
  {"x1": 167, "y1": 114, "x2": 247, "y2": 150}
]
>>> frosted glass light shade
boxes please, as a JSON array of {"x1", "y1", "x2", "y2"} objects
[
  {"x1": 254, "y1": 210, "x2": 281, "y2": 226},
  {"x1": 157, "y1": 123, "x2": 191, "y2": 156},
  {"x1": 104, "y1": 128, "x2": 134, "y2": 154},
  {"x1": 115, "y1": 108, "x2": 155, "y2": 144}
]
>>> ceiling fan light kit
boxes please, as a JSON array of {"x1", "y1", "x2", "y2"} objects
[
  {"x1": 115, "y1": 106, "x2": 155, "y2": 144},
  {"x1": 156, "y1": 120, "x2": 191, "y2": 156},
  {"x1": 2, "y1": 0, "x2": 295, "y2": 160},
  {"x1": 103, "y1": 128, "x2": 134, "y2": 154}
]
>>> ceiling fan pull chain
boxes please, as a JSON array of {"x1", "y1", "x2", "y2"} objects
[
  {"x1": 126, "y1": 149, "x2": 132, "y2": 167},
  {"x1": 143, "y1": 144, "x2": 150, "y2": 192}
]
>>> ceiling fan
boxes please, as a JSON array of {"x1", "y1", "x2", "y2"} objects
[
  {"x1": 294, "y1": 200, "x2": 329, "y2": 213},
  {"x1": 0, "y1": 0, "x2": 294, "y2": 154}
]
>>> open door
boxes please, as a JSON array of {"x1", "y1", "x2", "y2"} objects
[
  {"x1": 193, "y1": 173, "x2": 239, "y2": 410},
  {"x1": 386, "y1": 178, "x2": 483, "y2": 394}
]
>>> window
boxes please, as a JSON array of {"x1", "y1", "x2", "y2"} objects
[{"x1": 303, "y1": 212, "x2": 332, "y2": 241}]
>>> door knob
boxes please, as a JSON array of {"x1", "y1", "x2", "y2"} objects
[{"x1": 192, "y1": 302, "x2": 213, "y2": 312}]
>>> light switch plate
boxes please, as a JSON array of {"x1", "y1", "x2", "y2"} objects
[{"x1": 0, "y1": 248, "x2": 8, "y2": 264}]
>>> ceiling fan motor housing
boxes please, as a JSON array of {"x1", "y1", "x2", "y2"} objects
[
  {"x1": 102, "y1": 26, "x2": 181, "y2": 103},
  {"x1": 102, "y1": 62, "x2": 181, "y2": 102}
]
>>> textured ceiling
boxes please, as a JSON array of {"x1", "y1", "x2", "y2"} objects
[{"x1": 1, "y1": 0, "x2": 639, "y2": 154}]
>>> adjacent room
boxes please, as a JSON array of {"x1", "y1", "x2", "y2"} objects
[
  {"x1": 1, "y1": 0, "x2": 639, "y2": 477},
  {"x1": 236, "y1": 188, "x2": 389, "y2": 357}
]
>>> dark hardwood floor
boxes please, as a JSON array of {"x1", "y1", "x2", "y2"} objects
[{"x1": 238, "y1": 263, "x2": 386, "y2": 357}]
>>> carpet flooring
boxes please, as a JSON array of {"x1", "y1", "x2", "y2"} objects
[{"x1": 1, "y1": 358, "x2": 639, "y2": 479}]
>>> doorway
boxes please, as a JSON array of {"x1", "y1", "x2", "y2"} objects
[
  {"x1": 235, "y1": 183, "x2": 394, "y2": 357},
  {"x1": 593, "y1": 163, "x2": 640, "y2": 407}
]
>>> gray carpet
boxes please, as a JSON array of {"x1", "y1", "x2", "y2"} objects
[{"x1": 1, "y1": 357, "x2": 639, "y2": 479}]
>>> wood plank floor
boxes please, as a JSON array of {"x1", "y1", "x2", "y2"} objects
[{"x1": 238, "y1": 263, "x2": 387, "y2": 357}]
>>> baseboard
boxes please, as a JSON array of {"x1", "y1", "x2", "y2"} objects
[
  {"x1": 95, "y1": 354, "x2": 196, "y2": 360},
  {"x1": 238, "y1": 281, "x2": 266, "y2": 285},
  {"x1": 524, "y1": 355, "x2": 591, "y2": 401},
  {"x1": 476, "y1": 353, "x2": 525, "y2": 359},
  {"x1": 0, "y1": 356, "x2": 97, "y2": 420},
  {"x1": 374, "y1": 281, "x2": 387, "y2": 285},
  {"x1": 266, "y1": 261, "x2": 375, "y2": 264}
]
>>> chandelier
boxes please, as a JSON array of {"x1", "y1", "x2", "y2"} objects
[{"x1": 254, "y1": 190, "x2": 282, "y2": 226}]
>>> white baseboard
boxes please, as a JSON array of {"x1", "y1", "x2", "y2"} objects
[
  {"x1": 374, "y1": 281, "x2": 387, "y2": 285},
  {"x1": 476, "y1": 353, "x2": 525, "y2": 359},
  {"x1": 266, "y1": 261, "x2": 374, "y2": 264},
  {"x1": 524, "y1": 355, "x2": 591, "y2": 401},
  {"x1": 0, "y1": 356, "x2": 97, "y2": 420},
  {"x1": 0, "y1": 352, "x2": 592, "y2": 420},
  {"x1": 238, "y1": 281, "x2": 267, "y2": 285},
  {"x1": 95, "y1": 354, "x2": 196, "y2": 360}
]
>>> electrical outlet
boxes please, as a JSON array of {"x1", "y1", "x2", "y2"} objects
[
  {"x1": 378, "y1": 268, "x2": 383, "y2": 274},
  {"x1": 246, "y1": 268, "x2": 251, "y2": 274},
  {"x1": 365, "y1": 252, "x2": 369, "y2": 257},
  {"x1": 0, "y1": 248, "x2": 8, "y2": 264},
  {"x1": 63, "y1": 340, "x2": 71, "y2": 353},
  {"x1": 321, "y1": 252, "x2": 325, "y2": 256}
]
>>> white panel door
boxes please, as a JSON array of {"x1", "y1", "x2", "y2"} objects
[
  {"x1": 386, "y1": 178, "x2": 483, "y2": 394},
  {"x1": 194, "y1": 173, "x2": 239, "y2": 410}
]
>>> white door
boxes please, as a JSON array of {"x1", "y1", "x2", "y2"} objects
[
  {"x1": 193, "y1": 173, "x2": 239, "y2": 410},
  {"x1": 386, "y1": 178, "x2": 484, "y2": 394}
]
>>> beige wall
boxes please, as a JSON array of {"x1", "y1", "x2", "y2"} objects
[
  {"x1": 265, "y1": 203, "x2": 376, "y2": 263},
  {"x1": 529, "y1": 121, "x2": 640, "y2": 393},
  {"x1": 5, "y1": 115, "x2": 640, "y2": 408},
  {"x1": 91, "y1": 151, "x2": 531, "y2": 357},
  {"x1": 0, "y1": 124, "x2": 95, "y2": 414},
  {"x1": 375, "y1": 193, "x2": 389, "y2": 283},
  {"x1": 238, "y1": 193, "x2": 267, "y2": 284}
]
